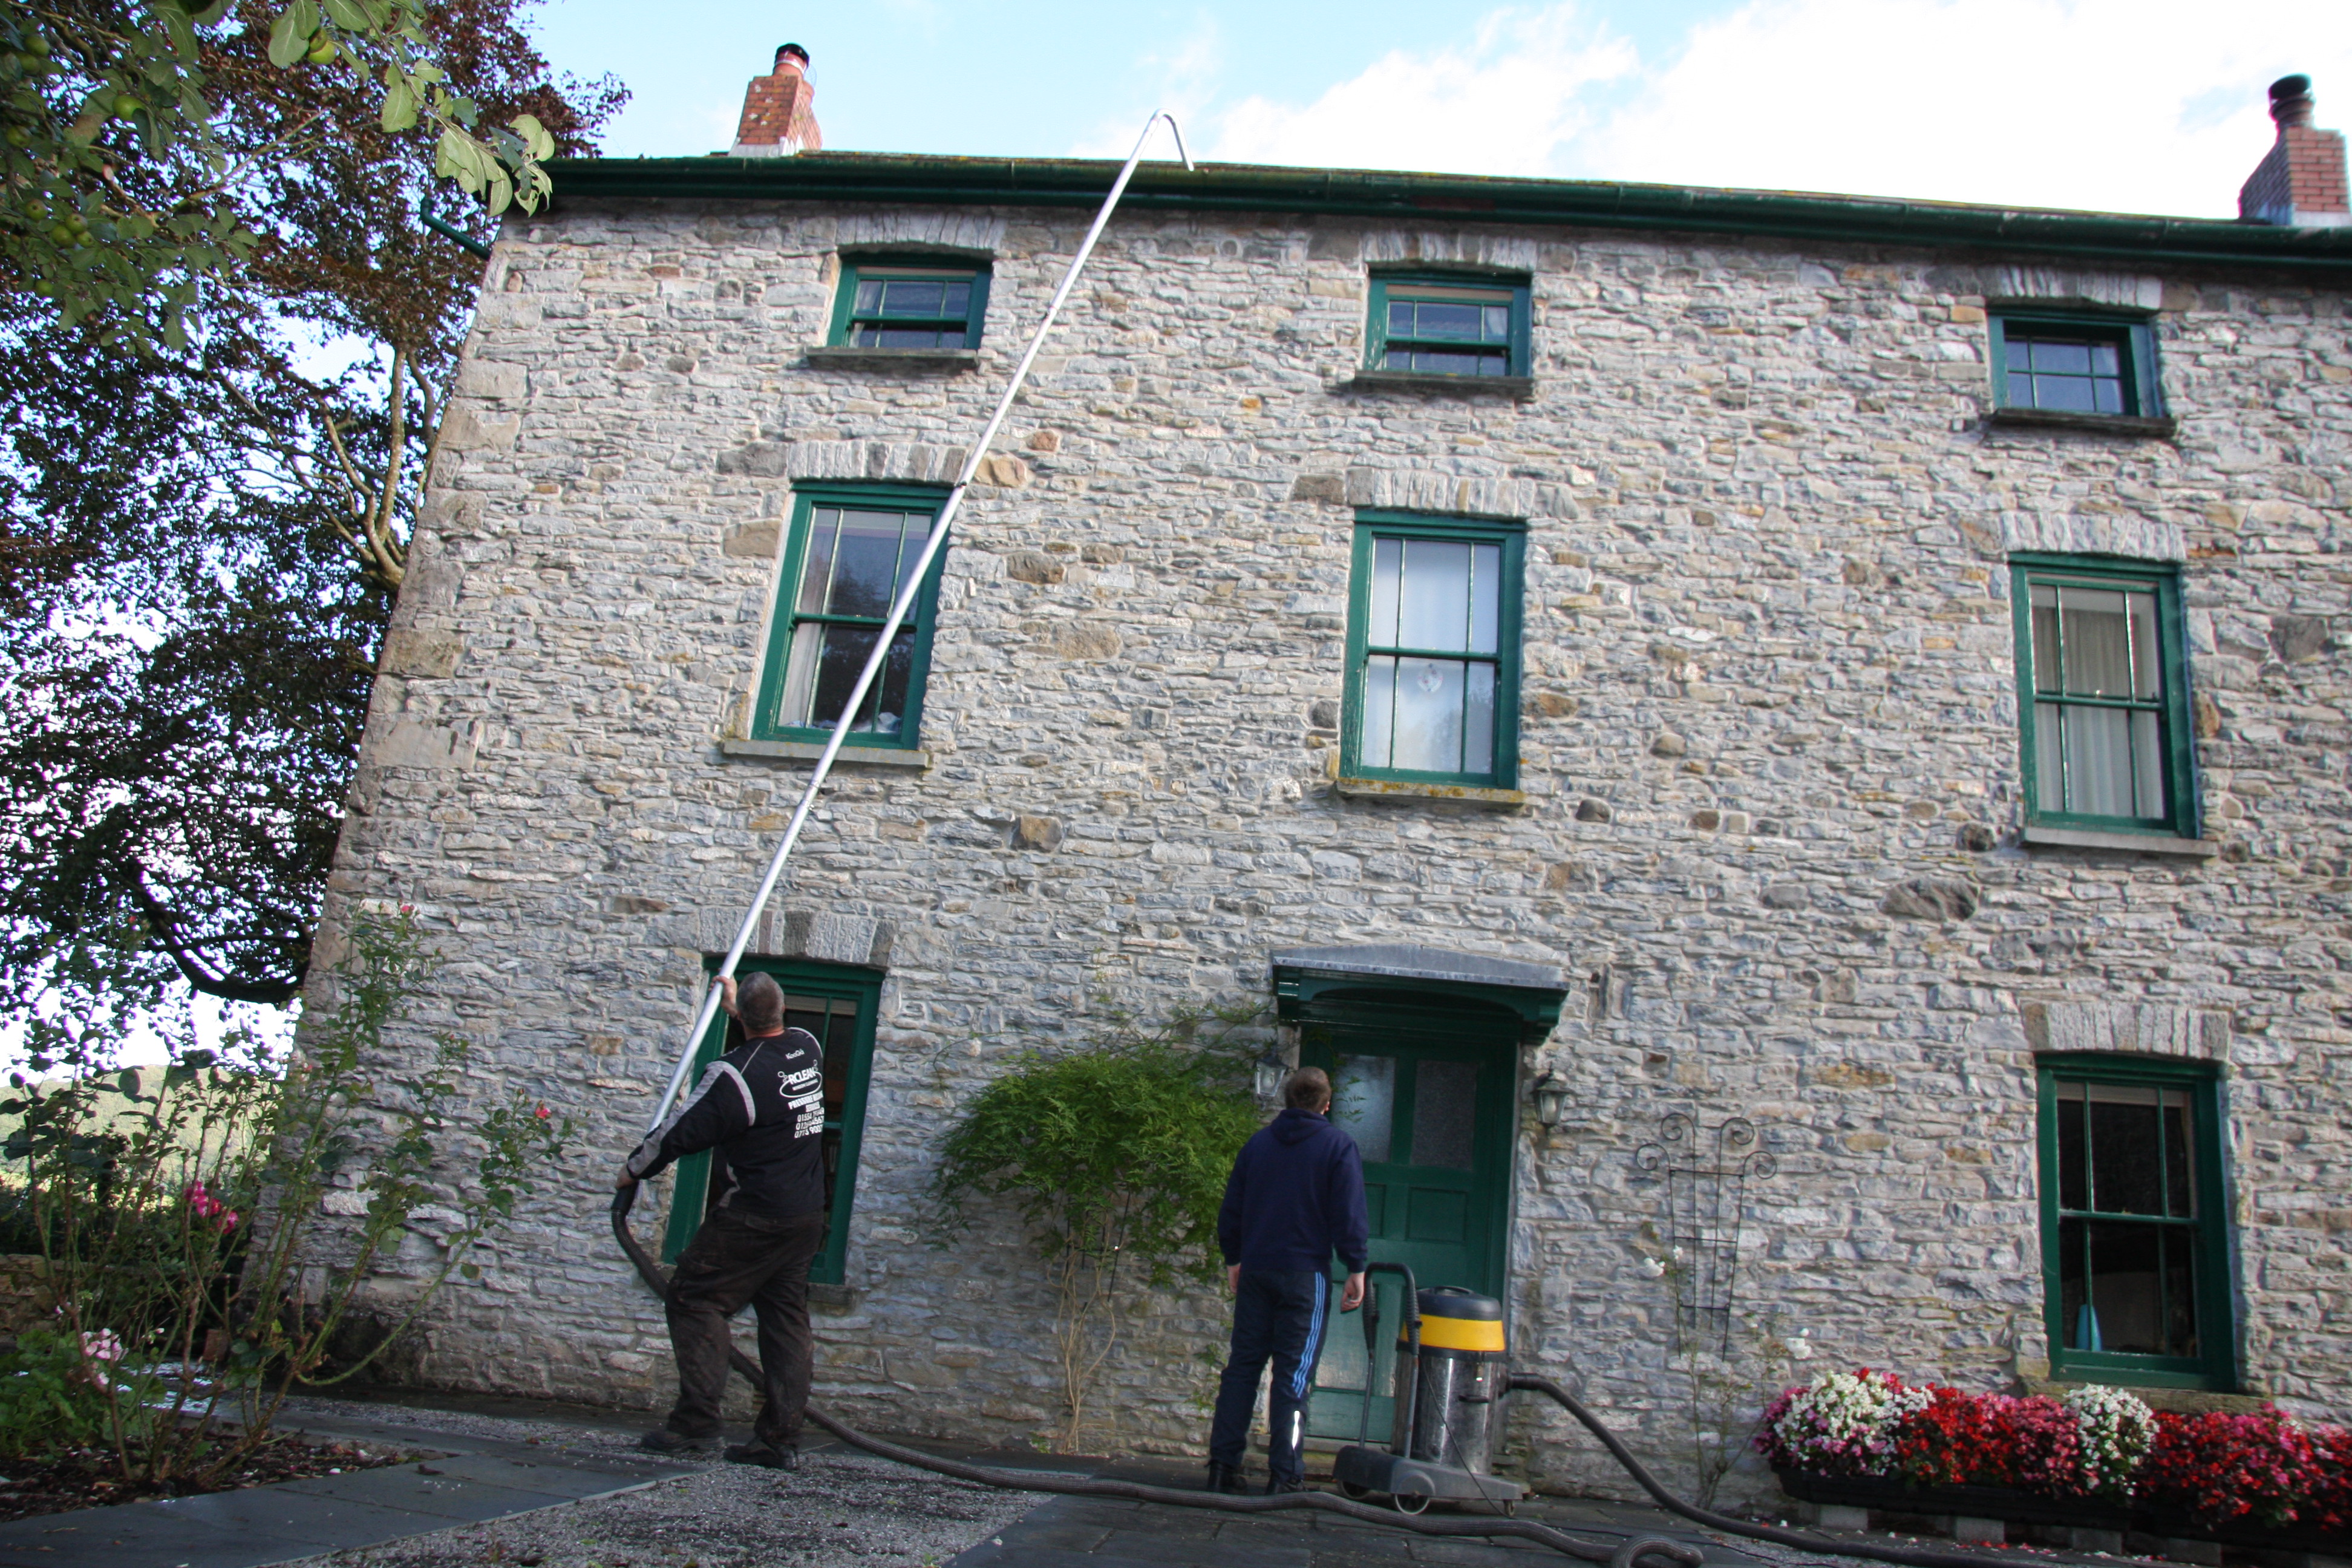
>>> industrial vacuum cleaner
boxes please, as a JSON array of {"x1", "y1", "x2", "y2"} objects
[{"x1": 1334, "y1": 1263, "x2": 1525, "y2": 1515}]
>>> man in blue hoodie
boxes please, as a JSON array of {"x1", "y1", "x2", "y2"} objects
[{"x1": 1206, "y1": 1065, "x2": 1369, "y2": 1495}]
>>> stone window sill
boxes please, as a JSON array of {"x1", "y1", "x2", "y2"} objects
[
  {"x1": 1987, "y1": 407, "x2": 2177, "y2": 439},
  {"x1": 1336, "y1": 775, "x2": 1526, "y2": 806},
  {"x1": 2019, "y1": 825, "x2": 2217, "y2": 857},
  {"x1": 804, "y1": 345, "x2": 978, "y2": 371},
  {"x1": 719, "y1": 737, "x2": 932, "y2": 769},
  {"x1": 1334, "y1": 369, "x2": 1535, "y2": 400}
]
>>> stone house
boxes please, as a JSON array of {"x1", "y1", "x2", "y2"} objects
[{"x1": 322, "y1": 57, "x2": 2352, "y2": 1498}]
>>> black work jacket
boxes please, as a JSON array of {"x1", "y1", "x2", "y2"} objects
[{"x1": 626, "y1": 1027, "x2": 826, "y2": 1217}]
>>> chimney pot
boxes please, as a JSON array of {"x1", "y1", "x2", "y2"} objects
[
  {"x1": 2240, "y1": 74, "x2": 2347, "y2": 227},
  {"x1": 2270, "y1": 74, "x2": 2316, "y2": 129}
]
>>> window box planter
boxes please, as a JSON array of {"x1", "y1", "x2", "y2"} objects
[{"x1": 1772, "y1": 1469, "x2": 2352, "y2": 1557}]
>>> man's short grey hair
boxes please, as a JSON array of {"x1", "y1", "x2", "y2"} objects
[{"x1": 737, "y1": 972, "x2": 785, "y2": 1034}]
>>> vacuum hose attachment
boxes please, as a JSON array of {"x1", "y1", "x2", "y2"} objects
[
  {"x1": 608, "y1": 1187, "x2": 1694, "y2": 1568},
  {"x1": 1508, "y1": 1374, "x2": 2039, "y2": 1568}
]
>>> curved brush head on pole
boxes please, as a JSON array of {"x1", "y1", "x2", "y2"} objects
[{"x1": 642, "y1": 109, "x2": 1192, "y2": 1135}]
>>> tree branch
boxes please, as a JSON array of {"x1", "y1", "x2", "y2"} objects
[{"x1": 126, "y1": 872, "x2": 303, "y2": 1007}]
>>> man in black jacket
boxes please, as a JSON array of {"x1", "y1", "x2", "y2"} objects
[
  {"x1": 615, "y1": 972, "x2": 826, "y2": 1468},
  {"x1": 1206, "y1": 1065, "x2": 1369, "y2": 1495}
]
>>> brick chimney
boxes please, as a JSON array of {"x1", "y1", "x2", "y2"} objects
[
  {"x1": 2239, "y1": 75, "x2": 2348, "y2": 227},
  {"x1": 731, "y1": 43, "x2": 822, "y2": 158}
]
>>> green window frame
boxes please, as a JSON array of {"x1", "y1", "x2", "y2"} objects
[
  {"x1": 2010, "y1": 554, "x2": 2196, "y2": 838},
  {"x1": 751, "y1": 484, "x2": 948, "y2": 750},
  {"x1": 2037, "y1": 1054, "x2": 2234, "y2": 1390},
  {"x1": 661, "y1": 955, "x2": 881, "y2": 1289},
  {"x1": 1341, "y1": 512, "x2": 1525, "y2": 789},
  {"x1": 1367, "y1": 273, "x2": 1531, "y2": 379},
  {"x1": 1990, "y1": 311, "x2": 2162, "y2": 417},
  {"x1": 827, "y1": 255, "x2": 990, "y2": 349}
]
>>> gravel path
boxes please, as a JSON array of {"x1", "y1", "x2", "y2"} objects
[{"x1": 276, "y1": 1396, "x2": 1042, "y2": 1568}]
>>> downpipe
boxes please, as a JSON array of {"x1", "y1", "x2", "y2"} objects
[{"x1": 609, "y1": 1187, "x2": 1695, "y2": 1568}]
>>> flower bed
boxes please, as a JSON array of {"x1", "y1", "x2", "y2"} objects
[{"x1": 1758, "y1": 1369, "x2": 2352, "y2": 1549}]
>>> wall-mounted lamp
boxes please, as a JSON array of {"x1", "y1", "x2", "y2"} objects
[
  {"x1": 1531, "y1": 1070, "x2": 1570, "y2": 1129},
  {"x1": 1255, "y1": 1043, "x2": 1289, "y2": 1103}
]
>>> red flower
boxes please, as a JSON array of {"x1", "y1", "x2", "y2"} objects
[{"x1": 535, "y1": 1105, "x2": 552, "y2": 1119}]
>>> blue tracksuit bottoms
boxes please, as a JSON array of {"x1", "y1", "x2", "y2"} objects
[{"x1": 1207, "y1": 1269, "x2": 1333, "y2": 1483}]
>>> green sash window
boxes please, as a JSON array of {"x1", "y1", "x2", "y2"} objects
[
  {"x1": 2038, "y1": 1056, "x2": 2233, "y2": 1389},
  {"x1": 1342, "y1": 514, "x2": 1524, "y2": 788},
  {"x1": 2010, "y1": 555, "x2": 2195, "y2": 837},
  {"x1": 1990, "y1": 312, "x2": 2161, "y2": 417},
  {"x1": 1367, "y1": 274, "x2": 1530, "y2": 378},
  {"x1": 751, "y1": 485, "x2": 947, "y2": 749},
  {"x1": 829, "y1": 257, "x2": 989, "y2": 349}
]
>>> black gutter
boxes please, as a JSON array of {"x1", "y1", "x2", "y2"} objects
[{"x1": 543, "y1": 152, "x2": 2352, "y2": 278}]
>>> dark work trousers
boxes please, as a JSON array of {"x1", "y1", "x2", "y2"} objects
[
  {"x1": 663, "y1": 1207, "x2": 828, "y2": 1446},
  {"x1": 1207, "y1": 1269, "x2": 1334, "y2": 1483}
]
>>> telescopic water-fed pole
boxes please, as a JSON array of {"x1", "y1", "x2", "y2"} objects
[{"x1": 642, "y1": 111, "x2": 1194, "y2": 1134}]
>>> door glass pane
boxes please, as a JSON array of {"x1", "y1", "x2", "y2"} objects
[
  {"x1": 1330, "y1": 1055, "x2": 1395, "y2": 1163},
  {"x1": 1388, "y1": 658, "x2": 1465, "y2": 773},
  {"x1": 2060, "y1": 589, "x2": 2131, "y2": 695},
  {"x1": 2131, "y1": 709, "x2": 2167, "y2": 819},
  {"x1": 1410, "y1": 1060, "x2": 1478, "y2": 1171},
  {"x1": 2062, "y1": 704, "x2": 2134, "y2": 816},
  {"x1": 2087, "y1": 1082, "x2": 2164, "y2": 1215},
  {"x1": 1397, "y1": 540, "x2": 1472, "y2": 652}
]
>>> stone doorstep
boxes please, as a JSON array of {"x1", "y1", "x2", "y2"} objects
[{"x1": 0, "y1": 1423, "x2": 694, "y2": 1568}]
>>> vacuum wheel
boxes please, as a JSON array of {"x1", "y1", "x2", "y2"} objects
[
  {"x1": 1339, "y1": 1480, "x2": 1371, "y2": 1501},
  {"x1": 1393, "y1": 1492, "x2": 1431, "y2": 1515}
]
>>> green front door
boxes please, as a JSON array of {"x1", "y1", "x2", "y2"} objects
[{"x1": 1299, "y1": 1010, "x2": 1517, "y2": 1441}]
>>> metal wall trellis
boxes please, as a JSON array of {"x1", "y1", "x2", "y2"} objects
[{"x1": 1635, "y1": 1112, "x2": 1777, "y2": 1358}]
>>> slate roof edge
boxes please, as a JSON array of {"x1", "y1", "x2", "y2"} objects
[{"x1": 540, "y1": 152, "x2": 2352, "y2": 278}]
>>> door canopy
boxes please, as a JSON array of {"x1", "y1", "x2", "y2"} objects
[{"x1": 1269, "y1": 944, "x2": 1569, "y2": 1047}]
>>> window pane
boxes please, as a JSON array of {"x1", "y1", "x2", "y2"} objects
[
  {"x1": 2056, "y1": 1083, "x2": 2088, "y2": 1210},
  {"x1": 825, "y1": 510, "x2": 920, "y2": 618},
  {"x1": 1388, "y1": 346, "x2": 1510, "y2": 376},
  {"x1": 1406, "y1": 301, "x2": 1486, "y2": 341},
  {"x1": 2060, "y1": 589, "x2": 2131, "y2": 694},
  {"x1": 797, "y1": 509, "x2": 841, "y2": 615},
  {"x1": 2085, "y1": 1220, "x2": 2197, "y2": 1357},
  {"x1": 853, "y1": 280, "x2": 883, "y2": 314},
  {"x1": 2031, "y1": 584, "x2": 2060, "y2": 694},
  {"x1": 2132, "y1": 709, "x2": 2166, "y2": 819},
  {"x1": 1468, "y1": 544, "x2": 1501, "y2": 655},
  {"x1": 1390, "y1": 657, "x2": 1466, "y2": 773},
  {"x1": 2095, "y1": 379, "x2": 2123, "y2": 414},
  {"x1": 2088, "y1": 1082, "x2": 2164, "y2": 1215},
  {"x1": 1362, "y1": 655, "x2": 1397, "y2": 766},
  {"x1": 2059, "y1": 1216, "x2": 2090, "y2": 1348},
  {"x1": 806, "y1": 622, "x2": 917, "y2": 734},
  {"x1": 2128, "y1": 592, "x2": 2161, "y2": 699},
  {"x1": 1331, "y1": 1055, "x2": 1395, "y2": 1163},
  {"x1": 1464, "y1": 663, "x2": 1495, "y2": 776},
  {"x1": 1397, "y1": 540, "x2": 1472, "y2": 651},
  {"x1": 1387, "y1": 299, "x2": 1414, "y2": 338},
  {"x1": 1410, "y1": 1060, "x2": 1479, "y2": 1171},
  {"x1": 855, "y1": 324, "x2": 961, "y2": 348},
  {"x1": 2062, "y1": 704, "x2": 2134, "y2": 816},
  {"x1": 2034, "y1": 701, "x2": 2065, "y2": 812},
  {"x1": 2162, "y1": 1227, "x2": 2200, "y2": 1358},
  {"x1": 1370, "y1": 538, "x2": 1403, "y2": 647},
  {"x1": 2034, "y1": 340, "x2": 2094, "y2": 375},
  {"x1": 874, "y1": 278, "x2": 946, "y2": 317},
  {"x1": 779, "y1": 620, "x2": 823, "y2": 727},
  {"x1": 2092, "y1": 344, "x2": 2120, "y2": 376},
  {"x1": 2035, "y1": 371, "x2": 2097, "y2": 411},
  {"x1": 2162, "y1": 1091, "x2": 2195, "y2": 1219}
]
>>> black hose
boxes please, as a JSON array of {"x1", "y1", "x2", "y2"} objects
[
  {"x1": 1508, "y1": 1374, "x2": 2039, "y2": 1568},
  {"x1": 610, "y1": 1188, "x2": 1695, "y2": 1568}
]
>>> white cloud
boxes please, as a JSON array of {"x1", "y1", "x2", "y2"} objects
[
  {"x1": 1587, "y1": 0, "x2": 2352, "y2": 217},
  {"x1": 1153, "y1": 0, "x2": 2352, "y2": 218},
  {"x1": 1203, "y1": 7, "x2": 1637, "y2": 177}
]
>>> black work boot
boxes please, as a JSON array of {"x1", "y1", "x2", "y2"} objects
[
  {"x1": 1266, "y1": 1475, "x2": 1308, "y2": 1495},
  {"x1": 1205, "y1": 1460, "x2": 1247, "y2": 1494},
  {"x1": 724, "y1": 1440, "x2": 799, "y2": 1471},
  {"x1": 638, "y1": 1426, "x2": 713, "y2": 1454}
]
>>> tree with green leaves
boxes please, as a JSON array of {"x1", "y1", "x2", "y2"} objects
[
  {"x1": 0, "y1": 2, "x2": 621, "y2": 1016},
  {"x1": 1, "y1": 0, "x2": 561, "y2": 352},
  {"x1": 931, "y1": 1004, "x2": 1266, "y2": 1450}
]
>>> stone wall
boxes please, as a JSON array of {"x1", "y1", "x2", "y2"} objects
[{"x1": 319, "y1": 193, "x2": 2352, "y2": 1501}]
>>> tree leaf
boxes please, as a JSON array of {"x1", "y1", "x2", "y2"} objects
[
  {"x1": 267, "y1": 4, "x2": 316, "y2": 68},
  {"x1": 323, "y1": 0, "x2": 374, "y2": 30},
  {"x1": 381, "y1": 79, "x2": 416, "y2": 133}
]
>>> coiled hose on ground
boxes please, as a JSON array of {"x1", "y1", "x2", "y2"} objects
[{"x1": 610, "y1": 1191, "x2": 2037, "y2": 1568}]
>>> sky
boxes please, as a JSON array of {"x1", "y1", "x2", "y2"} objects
[{"x1": 529, "y1": 0, "x2": 2352, "y2": 220}]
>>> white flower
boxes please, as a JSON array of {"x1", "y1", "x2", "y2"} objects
[
  {"x1": 2065, "y1": 1384, "x2": 2155, "y2": 1496},
  {"x1": 1639, "y1": 1256, "x2": 1668, "y2": 1278},
  {"x1": 1789, "y1": 1334, "x2": 1814, "y2": 1361}
]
